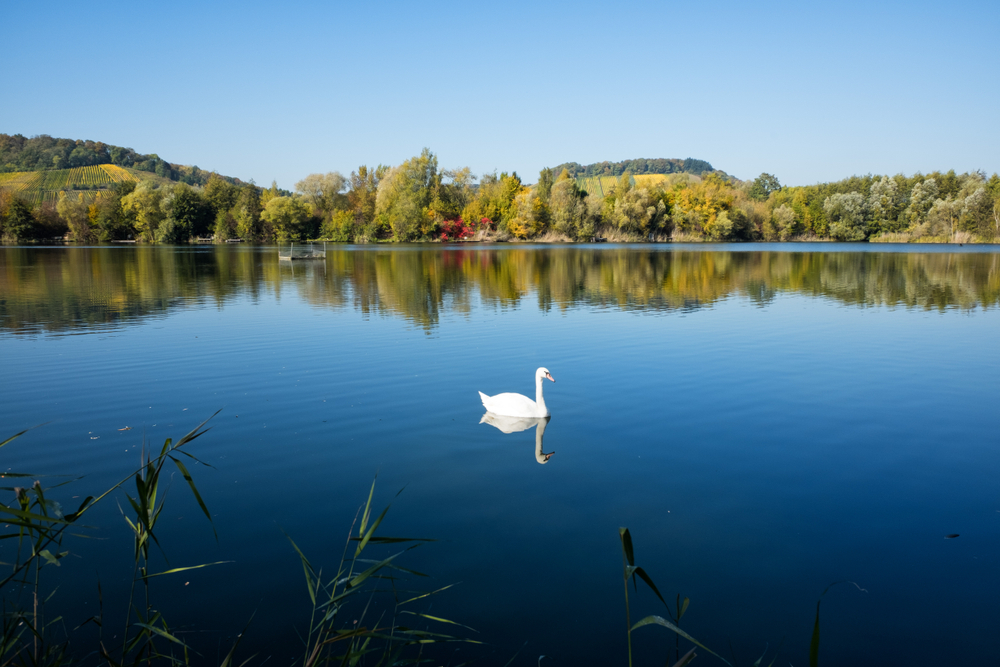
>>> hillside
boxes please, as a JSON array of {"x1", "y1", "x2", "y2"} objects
[{"x1": 0, "y1": 133, "x2": 243, "y2": 187}]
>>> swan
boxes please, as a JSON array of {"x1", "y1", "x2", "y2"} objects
[{"x1": 478, "y1": 367, "x2": 554, "y2": 418}]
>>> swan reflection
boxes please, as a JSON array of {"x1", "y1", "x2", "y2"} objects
[{"x1": 479, "y1": 412, "x2": 554, "y2": 464}]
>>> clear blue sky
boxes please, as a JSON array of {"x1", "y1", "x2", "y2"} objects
[{"x1": 6, "y1": 0, "x2": 998, "y2": 188}]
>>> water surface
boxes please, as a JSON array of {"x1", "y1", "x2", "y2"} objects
[{"x1": 2, "y1": 244, "x2": 999, "y2": 665}]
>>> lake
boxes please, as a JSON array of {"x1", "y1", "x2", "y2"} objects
[{"x1": 1, "y1": 243, "x2": 999, "y2": 666}]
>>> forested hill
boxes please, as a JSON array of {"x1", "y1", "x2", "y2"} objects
[
  {"x1": 0, "y1": 134, "x2": 243, "y2": 187},
  {"x1": 553, "y1": 157, "x2": 726, "y2": 179}
]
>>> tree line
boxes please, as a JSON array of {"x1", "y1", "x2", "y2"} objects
[{"x1": 1, "y1": 145, "x2": 999, "y2": 244}]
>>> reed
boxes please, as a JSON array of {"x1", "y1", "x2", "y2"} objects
[
  {"x1": 0, "y1": 417, "x2": 471, "y2": 666},
  {"x1": 619, "y1": 527, "x2": 728, "y2": 667}
]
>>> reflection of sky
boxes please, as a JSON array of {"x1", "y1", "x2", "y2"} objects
[{"x1": 3, "y1": 251, "x2": 999, "y2": 665}]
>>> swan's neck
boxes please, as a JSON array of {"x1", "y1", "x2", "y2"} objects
[{"x1": 535, "y1": 374, "x2": 547, "y2": 415}]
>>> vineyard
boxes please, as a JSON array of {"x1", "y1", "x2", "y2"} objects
[
  {"x1": 573, "y1": 173, "x2": 704, "y2": 196},
  {"x1": 0, "y1": 165, "x2": 141, "y2": 206},
  {"x1": 575, "y1": 175, "x2": 632, "y2": 197}
]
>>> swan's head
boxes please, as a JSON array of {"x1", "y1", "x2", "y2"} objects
[{"x1": 537, "y1": 367, "x2": 555, "y2": 382}]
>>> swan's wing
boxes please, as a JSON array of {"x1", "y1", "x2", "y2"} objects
[{"x1": 480, "y1": 392, "x2": 538, "y2": 417}]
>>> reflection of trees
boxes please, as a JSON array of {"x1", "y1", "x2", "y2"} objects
[{"x1": 2, "y1": 247, "x2": 999, "y2": 335}]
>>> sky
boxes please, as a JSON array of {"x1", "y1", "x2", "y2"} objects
[{"x1": 5, "y1": 0, "x2": 999, "y2": 189}]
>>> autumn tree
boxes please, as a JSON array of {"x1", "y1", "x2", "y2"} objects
[
  {"x1": 549, "y1": 170, "x2": 593, "y2": 239},
  {"x1": 57, "y1": 192, "x2": 94, "y2": 242},
  {"x1": 375, "y1": 149, "x2": 439, "y2": 241},
  {"x1": 347, "y1": 165, "x2": 387, "y2": 241},
  {"x1": 121, "y1": 181, "x2": 166, "y2": 243},
  {"x1": 462, "y1": 172, "x2": 523, "y2": 232}
]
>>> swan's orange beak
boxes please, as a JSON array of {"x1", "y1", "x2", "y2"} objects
[{"x1": 546, "y1": 373, "x2": 555, "y2": 382}]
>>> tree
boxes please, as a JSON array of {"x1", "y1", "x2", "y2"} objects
[
  {"x1": 260, "y1": 196, "x2": 313, "y2": 240},
  {"x1": 375, "y1": 149, "x2": 439, "y2": 241},
  {"x1": 322, "y1": 209, "x2": 355, "y2": 242},
  {"x1": 431, "y1": 167, "x2": 475, "y2": 222},
  {"x1": 748, "y1": 173, "x2": 781, "y2": 201},
  {"x1": 159, "y1": 184, "x2": 212, "y2": 242},
  {"x1": 867, "y1": 175, "x2": 902, "y2": 233},
  {"x1": 121, "y1": 181, "x2": 165, "y2": 243},
  {"x1": 203, "y1": 174, "x2": 240, "y2": 217},
  {"x1": 94, "y1": 180, "x2": 137, "y2": 241},
  {"x1": 234, "y1": 183, "x2": 264, "y2": 241},
  {"x1": 924, "y1": 198, "x2": 960, "y2": 237},
  {"x1": 536, "y1": 168, "x2": 555, "y2": 204},
  {"x1": 507, "y1": 188, "x2": 549, "y2": 238},
  {"x1": 824, "y1": 192, "x2": 867, "y2": 241},
  {"x1": 549, "y1": 174, "x2": 591, "y2": 239},
  {"x1": 771, "y1": 204, "x2": 798, "y2": 241},
  {"x1": 608, "y1": 186, "x2": 667, "y2": 238},
  {"x1": 0, "y1": 195, "x2": 37, "y2": 242},
  {"x1": 295, "y1": 172, "x2": 347, "y2": 214},
  {"x1": 57, "y1": 192, "x2": 94, "y2": 242},
  {"x1": 959, "y1": 186, "x2": 992, "y2": 237},
  {"x1": 462, "y1": 172, "x2": 522, "y2": 233},
  {"x1": 672, "y1": 173, "x2": 734, "y2": 235},
  {"x1": 905, "y1": 178, "x2": 939, "y2": 227},
  {"x1": 348, "y1": 165, "x2": 387, "y2": 241}
]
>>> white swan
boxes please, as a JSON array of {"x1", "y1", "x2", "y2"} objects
[{"x1": 478, "y1": 367, "x2": 554, "y2": 418}]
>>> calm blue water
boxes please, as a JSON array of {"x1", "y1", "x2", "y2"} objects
[{"x1": 1, "y1": 244, "x2": 999, "y2": 665}]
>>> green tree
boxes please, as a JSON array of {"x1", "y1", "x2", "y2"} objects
[
  {"x1": 905, "y1": 178, "x2": 938, "y2": 227},
  {"x1": 0, "y1": 194, "x2": 36, "y2": 243},
  {"x1": 234, "y1": 183, "x2": 264, "y2": 241},
  {"x1": 536, "y1": 168, "x2": 555, "y2": 203},
  {"x1": 549, "y1": 173, "x2": 591, "y2": 239},
  {"x1": 121, "y1": 181, "x2": 166, "y2": 243},
  {"x1": 348, "y1": 165, "x2": 387, "y2": 241},
  {"x1": 824, "y1": 192, "x2": 868, "y2": 241},
  {"x1": 261, "y1": 196, "x2": 313, "y2": 240},
  {"x1": 375, "y1": 149, "x2": 439, "y2": 241},
  {"x1": 771, "y1": 204, "x2": 798, "y2": 241},
  {"x1": 959, "y1": 186, "x2": 993, "y2": 237},
  {"x1": 608, "y1": 186, "x2": 667, "y2": 238},
  {"x1": 159, "y1": 184, "x2": 212, "y2": 242},
  {"x1": 203, "y1": 174, "x2": 239, "y2": 217},
  {"x1": 867, "y1": 175, "x2": 902, "y2": 233},
  {"x1": 95, "y1": 180, "x2": 137, "y2": 241},
  {"x1": 748, "y1": 173, "x2": 781, "y2": 201},
  {"x1": 322, "y1": 209, "x2": 355, "y2": 242}
]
